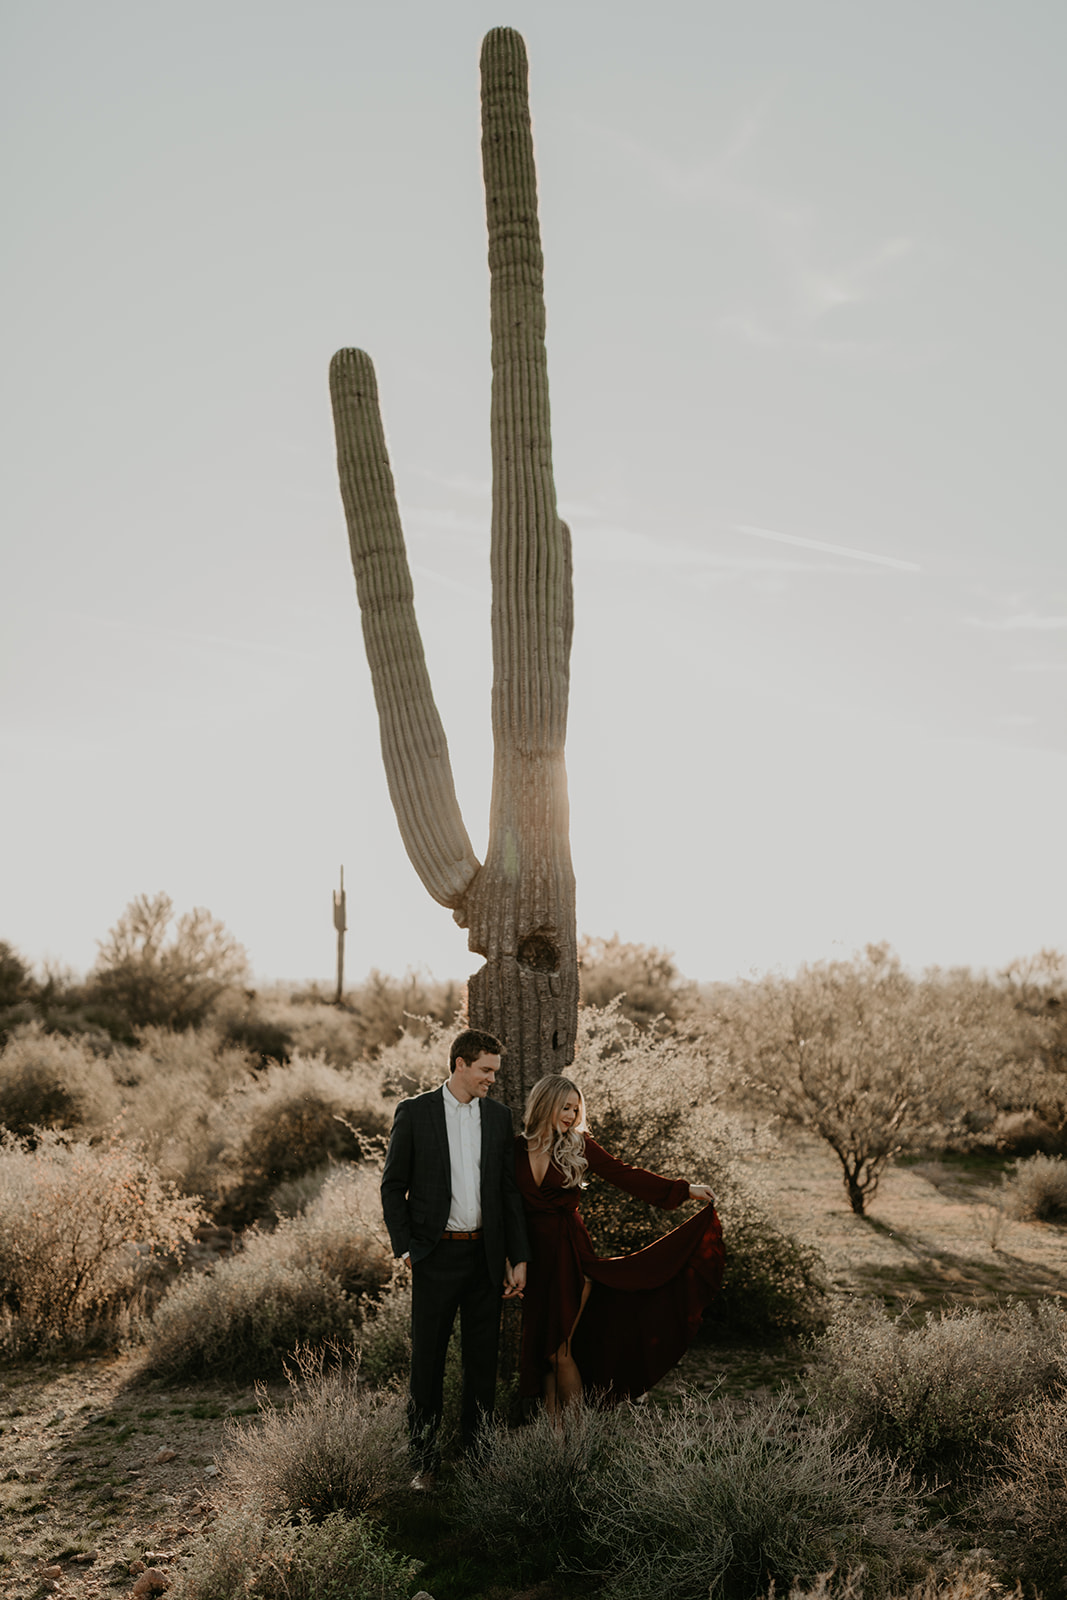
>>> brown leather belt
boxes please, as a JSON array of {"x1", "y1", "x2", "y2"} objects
[{"x1": 441, "y1": 1229, "x2": 483, "y2": 1241}]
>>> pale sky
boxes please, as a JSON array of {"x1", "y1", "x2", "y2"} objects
[{"x1": 2, "y1": 0, "x2": 1064, "y2": 990}]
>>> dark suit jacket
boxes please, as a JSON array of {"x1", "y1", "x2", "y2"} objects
[{"x1": 380, "y1": 1086, "x2": 530, "y2": 1283}]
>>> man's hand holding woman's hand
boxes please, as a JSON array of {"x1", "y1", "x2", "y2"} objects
[{"x1": 503, "y1": 1259, "x2": 527, "y2": 1299}]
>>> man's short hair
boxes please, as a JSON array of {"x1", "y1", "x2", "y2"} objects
[{"x1": 449, "y1": 1029, "x2": 504, "y2": 1073}]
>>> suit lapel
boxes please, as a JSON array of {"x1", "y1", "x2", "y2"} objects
[
  {"x1": 429, "y1": 1086, "x2": 450, "y2": 1179},
  {"x1": 480, "y1": 1097, "x2": 498, "y2": 1164}
]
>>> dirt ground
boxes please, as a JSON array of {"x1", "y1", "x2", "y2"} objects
[
  {"x1": 0, "y1": 1353, "x2": 290, "y2": 1598},
  {"x1": 742, "y1": 1126, "x2": 1067, "y2": 1313},
  {"x1": 2, "y1": 1129, "x2": 1065, "y2": 1598}
]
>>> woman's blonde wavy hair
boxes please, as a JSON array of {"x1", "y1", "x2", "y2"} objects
[{"x1": 522, "y1": 1074, "x2": 588, "y2": 1189}]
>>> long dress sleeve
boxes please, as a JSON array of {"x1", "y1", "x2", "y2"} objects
[{"x1": 582, "y1": 1134, "x2": 691, "y2": 1209}]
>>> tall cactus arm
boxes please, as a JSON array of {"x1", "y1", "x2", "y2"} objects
[
  {"x1": 463, "y1": 27, "x2": 579, "y2": 1096},
  {"x1": 329, "y1": 348, "x2": 481, "y2": 909},
  {"x1": 481, "y1": 27, "x2": 572, "y2": 749},
  {"x1": 559, "y1": 519, "x2": 574, "y2": 671}
]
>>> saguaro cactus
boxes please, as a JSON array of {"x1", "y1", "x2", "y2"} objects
[
  {"x1": 332, "y1": 865, "x2": 347, "y2": 1006},
  {"x1": 329, "y1": 28, "x2": 577, "y2": 1112}
]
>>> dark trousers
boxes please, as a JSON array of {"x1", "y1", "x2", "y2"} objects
[{"x1": 408, "y1": 1238, "x2": 500, "y2": 1471}]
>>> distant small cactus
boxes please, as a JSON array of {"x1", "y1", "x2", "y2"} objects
[{"x1": 332, "y1": 865, "x2": 347, "y2": 1006}]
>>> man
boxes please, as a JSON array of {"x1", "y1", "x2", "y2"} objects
[{"x1": 381, "y1": 1028, "x2": 529, "y2": 1484}]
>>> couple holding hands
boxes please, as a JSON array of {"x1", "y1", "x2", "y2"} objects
[{"x1": 381, "y1": 1028, "x2": 725, "y2": 1483}]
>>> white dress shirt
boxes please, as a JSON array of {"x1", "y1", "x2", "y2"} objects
[{"x1": 442, "y1": 1079, "x2": 482, "y2": 1231}]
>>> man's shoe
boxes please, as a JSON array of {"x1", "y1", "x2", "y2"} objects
[{"x1": 410, "y1": 1470, "x2": 437, "y2": 1493}]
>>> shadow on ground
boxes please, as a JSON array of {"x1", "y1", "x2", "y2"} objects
[{"x1": 853, "y1": 1214, "x2": 1067, "y2": 1313}]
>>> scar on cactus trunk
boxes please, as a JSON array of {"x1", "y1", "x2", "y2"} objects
[{"x1": 329, "y1": 28, "x2": 577, "y2": 1118}]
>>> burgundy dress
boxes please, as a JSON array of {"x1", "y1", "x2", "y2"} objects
[{"x1": 516, "y1": 1132, "x2": 726, "y2": 1402}]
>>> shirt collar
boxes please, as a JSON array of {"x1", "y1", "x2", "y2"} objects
[{"x1": 443, "y1": 1081, "x2": 479, "y2": 1115}]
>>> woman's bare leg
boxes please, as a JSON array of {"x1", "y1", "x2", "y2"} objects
[{"x1": 545, "y1": 1278, "x2": 593, "y2": 1416}]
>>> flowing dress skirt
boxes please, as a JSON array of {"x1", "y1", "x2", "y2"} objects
[{"x1": 517, "y1": 1136, "x2": 726, "y2": 1402}]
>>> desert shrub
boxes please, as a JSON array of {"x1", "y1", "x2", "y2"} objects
[
  {"x1": 713, "y1": 1192, "x2": 828, "y2": 1342},
  {"x1": 576, "y1": 1391, "x2": 916, "y2": 1600},
  {"x1": 0, "y1": 1017, "x2": 261, "y2": 1203},
  {"x1": 572, "y1": 1003, "x2": 826, "y2": 1342},
  {"x1": 144, "y1": 1165, "x2": 392, "y2": 1378},
  {"x1": 452, "y1": 1398, "x2": 625, "y2": 1579},
  {"x1": 579, "y1": 934, "x2": 696, "y2": 1028},
  {"x1": 765, "y1": 1567, "x2": 1003, "y2": 1600},
  {"x1": 256, "y1": 991, "x2": 368, "y2": 1066},
  {"x1": 144, "y1": 1253, "x2": 352, "y2": 1380},
  {"x1": 354, "y1": 1274, "x2": 412, "y2": 1387},
  {"x1": 260, "y1": 970, "x2": 463, "y2": 1065},
  {"x1": 223, "y1": 1053, "x2": 391, "y2": 1223},
  {"x1": 0, "y1": 951, "x2": 138, "y2": 1046},
  {"x1": 114, "y1": 1026, "x2": 254, "y2": 1197},
  {"x1": 0, "y1": 942, "x2": 34, "y2": 1007},
  {"x1": 222, "y1": 1342, "x2": 409, "y2": 1519},
  {"x1": 219, "y1": 1008, "x2": 293, "y2": 1064},
  {"x1": 455, "y1": 1393, "x2": 918, "y2": 1598},
  {"x1": 2, "y1": 997, "x2": 128, "y2": 1049},
  {"x1": 270, "y1": 1164, "x2": 332, "y2": 1217},
  {"x1": 988, "y1": 1107, "x2": 1062, "y2": 1155},
  {"x1": 376, "y1": 1016, "x2": 452, "y2": 1097},
  {"x1": 346, "y1": 967, "x2": 463, "y2": 1058},
  {"x1": 1003, "y1": 1152, "x2": 1067, "y2": 1220},
  {"x1": 282, "y1": 1162, "x2": 394, "y2": 1296},
  {"x1": 0, "y1": 1129, "x2": 203, "y2": 1353},
  {"x1": 0, "y1": 1022, "x2": 121, "y2": 1138},
  {"x1": 807, "y1": 1300, "x2": 1067, "y2": 1471},
  {"x1": 998, "y1": 948, "x2": 1067, "y2": 1131},
  {"x1": 982, "y1": 1389, "x2": 1067, "y2": 1598},
  {"x1": 89, "y1": 891, "x2": 249, "y2": 1030},
  {"x1": 115, "y1": 1023, "x2": 253, "y2": 1097},
  {"x1": 171, "y1": 1506, "x2": 416, "y2": 1600}
]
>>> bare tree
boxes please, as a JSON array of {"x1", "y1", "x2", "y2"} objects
[
  {"x1": 716, "y1": 946, "x2": 1018, "y2": 1215},
  {"x1": 91, "y1": 892, "x2": 249, "y2": 1030},
  {"x1": 329, "y1": 29, "x2": 575, "y2": 1111}
]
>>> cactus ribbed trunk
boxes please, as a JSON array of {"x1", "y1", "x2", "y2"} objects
[{"x1": 329, "y1": 27, "x2": 577, "y2": 1116}]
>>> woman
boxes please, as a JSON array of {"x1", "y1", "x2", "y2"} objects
[{"x1": 516, "y1": 1073, "x2": 725, "y2": 1412}]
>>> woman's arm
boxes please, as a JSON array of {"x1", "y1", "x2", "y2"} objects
[{"x1": 583, "y1": 1134, "x2": 701, "y2": 1210}]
